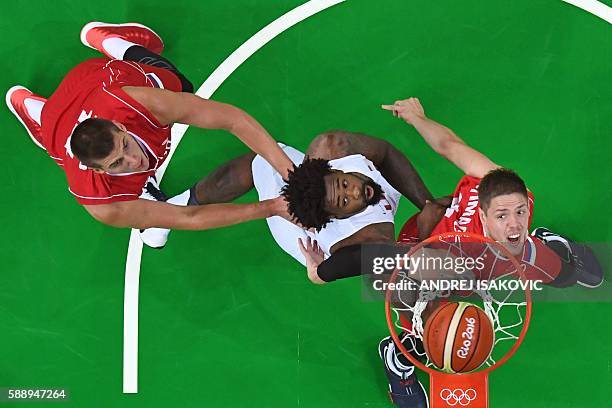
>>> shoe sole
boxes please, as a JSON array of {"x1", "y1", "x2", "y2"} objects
[
  {"x1": 577, "y1": 279, "x2": 603, "y2": 289},
  {"x1": 6, "y1": 85, "x2": 46, "y2": 150},
  {"x1": 80, "y1": 21, "x2": 164, "y2": 53},
  {"x1": 378, "y1": 336, "x2": 391, "y2": 360}
]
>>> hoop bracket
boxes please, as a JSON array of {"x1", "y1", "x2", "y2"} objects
[{"x1": 430, "y1": 371, "x2": 488, "y2": 407}]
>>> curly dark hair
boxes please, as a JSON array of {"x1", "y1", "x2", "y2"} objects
[{"x1": 281, "y1": 157, "x2": 333, "y2": 231}]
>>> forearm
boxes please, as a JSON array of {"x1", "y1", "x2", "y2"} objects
[
  {"x1": 229, "y1": 111, "x2": 293, "y2": 180},
  {"x1": 90, "y1": 199, "x2": 277, "y2": 230},
  {"x1": 378, "y1": 143, "x2": 433, "y2": 210},
  {"x1": 168, "y1": 200, "x2": 276, "y2": 230},
  {"x1": 307, "y1": 266, "x2": 327, "y2": 284},
  {"x1": 125, "y1": 88, "x2": 294, "y2": 179},
  {"x1": 410, "y1": 116, "x2": 464, "y2": 155}
]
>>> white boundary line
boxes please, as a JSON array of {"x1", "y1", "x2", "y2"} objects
[
  {"x1": 562, "y1": 0, "x2": 612, "y2": 23},
  {"x1": 122, "y1": 0, "x2": 345, "y2": 394}
]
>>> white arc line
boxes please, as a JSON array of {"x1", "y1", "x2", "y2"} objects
[
  {"x1": 562, "y1": 0, "x2": 612, "y2": 23},
  {"x1": 123, "y1": 0, "x2": 345, "y2": 394}
]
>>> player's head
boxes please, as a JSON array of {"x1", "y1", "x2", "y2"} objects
[
  {"x1": 70, "y1": 118, "x2": 149, "y2": 174},
  {"x1": 281, "y1": 157, "x2": 383, "y2": 230},
  {"x1": 478, "y1": 168, "x2": 529, "y2": 256}
]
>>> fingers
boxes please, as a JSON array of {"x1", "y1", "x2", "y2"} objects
[
  {"x1": 298, "y1": 236, "x2": 320, "y2": 253},
  {"x1": 382, "y1": 97, "x2": 420, "y2": 108},
  {"x1": 298, "y1": 238, "x2": 306, "y2": 254}
]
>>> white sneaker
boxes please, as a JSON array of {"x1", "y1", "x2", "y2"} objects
[{"x1": 139, "y1": 177, "x2": 170, "y2": 249}]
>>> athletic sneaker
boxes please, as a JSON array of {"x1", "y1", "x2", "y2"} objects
[
  {"x1": 532, "y1": 227, "x2": 603, "y2": 288},
  {"x1": 80, "y1": 22, "x2": 164, "y2": 59},
  {"x1": 6, "y1": 86, "x2": 46, "y2": 150},
  {"x1": 139, "y1": 177, "x2": 170, "y2": 249},
  {"x1": 378, "y1": 334, "x2": 429, "y2": 408}
]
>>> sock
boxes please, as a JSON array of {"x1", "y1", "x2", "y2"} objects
[
  {"x1": 101, "y1": 37, "x2": 138, "y2": 60},
  {"x1": 24, "y1": 98, "x2": 44, "y2": 126},
  {"x1": 123, "y1": 45, "x2": 194, "y2": 93},
  {"x1": 187, "y1": 186, "x2": 200, "y2": 206},
  {"x1": 167, "y1": 189, "x2": 192, "y2": 206}
]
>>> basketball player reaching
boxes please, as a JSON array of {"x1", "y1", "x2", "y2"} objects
[
  {"x1": 6, "y1": 22, "x2": 294, "y2": 249},
  {"x1": 251, "y1": 132, "x2": 435, "y2": 283},
  {"x1": 375, "y1": 97, "x2": 603, "y2": 408}
]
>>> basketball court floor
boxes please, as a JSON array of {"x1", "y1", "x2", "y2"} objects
[{"x1": 1, "y1": 0, "x2": 610, "y2": 406}]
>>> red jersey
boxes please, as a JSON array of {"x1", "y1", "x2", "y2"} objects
[
  {"x1": 399, "y1": 175, "x2": 560, "y2": 283},
  {"x1": 40, "y1": 58, "x2": 182, "y2": 205},
  {"x1": 399, "y1": 175, "x2": 535, "y2": 242}
]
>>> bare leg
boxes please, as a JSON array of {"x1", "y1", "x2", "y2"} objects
[{"x1": 193, "y1": 152, "x2": 256, "y2": 204}]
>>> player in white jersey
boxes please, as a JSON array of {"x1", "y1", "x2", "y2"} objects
[{"x1": 251, "y1": 131, "x2": 435, "y2": 283}]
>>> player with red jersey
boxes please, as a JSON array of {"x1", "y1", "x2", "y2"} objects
[
  {"x1": 6, "y1": 22, "x2": 294, "y2": 247},
  {"x1": 377, "y1": 97, "x2": 603, "y2": 408},
  {"x1": 383, "y1": 97, "x2": 601, "y2": 288}
]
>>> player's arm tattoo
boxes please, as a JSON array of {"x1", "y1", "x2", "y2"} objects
[{"x1": 307, "y1": 131, "x2": 433, "y2": 209}]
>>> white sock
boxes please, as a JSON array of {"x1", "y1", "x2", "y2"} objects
[
  {"x1": 167, "y1": 189, "x2": 191, "y2": 206},
  {"x1": 101, "y1": 37, "x2": 137, "y2": 60},
  {"x1": 24, "y1": 98, "x2": 44, "y2": 126}
]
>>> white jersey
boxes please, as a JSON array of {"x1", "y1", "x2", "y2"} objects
[{"x1": 252, "y1": 145, "x2": 401, "y2": 266}]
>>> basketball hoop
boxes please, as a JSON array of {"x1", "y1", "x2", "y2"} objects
[{"x1": 384, "y1": 232, "x2": 533, "y2": 407}]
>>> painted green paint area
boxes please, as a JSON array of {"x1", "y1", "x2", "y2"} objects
[{"x1": 1, "y1": 0, "x2": 609, "y2": 406}]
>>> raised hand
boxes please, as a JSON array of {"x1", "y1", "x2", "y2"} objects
[{"x1": 381, "y1": 97, "x2": 425, "y2": 125}]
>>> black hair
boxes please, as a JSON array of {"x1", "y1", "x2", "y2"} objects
[
  {"x1": 478, "y1": 168, "x2": 528, "y2": 211},
  {"x1": 70, "y1": 118, "x2": 117, "y2": 168},
  {"x1": 281, "y1": 157, "x2": 334, "y2": 231}
]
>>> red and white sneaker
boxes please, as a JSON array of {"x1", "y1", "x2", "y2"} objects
[
  {"x1": 6, "y1": 86, "x2": 46, "y2": 150},
  {"x1": 80, "y1": 22, "x2": 164, "y2": 58}
]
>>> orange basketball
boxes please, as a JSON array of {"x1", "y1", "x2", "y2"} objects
[{"x1": 423, "y1": 301, "x2": 494, "y2": 373}]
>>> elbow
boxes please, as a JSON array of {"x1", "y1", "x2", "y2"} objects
[
  {"x1": 226, "y1": 106, "x2": 250, "y2": 134},
  {"x1": 85, "y1": 204, "x2": 123, "y2": 228},
  {"x1": 312, "y1": 131, "x2": 347, "y2": 153},
  {"x1": 435, "y1": 139, "x2": 455, "y2": 159}
]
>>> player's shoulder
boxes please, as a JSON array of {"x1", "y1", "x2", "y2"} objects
[{"x1": 459, "y1": 174, "x2": 482, "y2": 188}]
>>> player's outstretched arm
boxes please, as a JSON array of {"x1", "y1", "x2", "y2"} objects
[
  {"x1": 306, "y1": 131, "x2": 433, "y2": 210},
  {"x1": 382, "y1": 97, "x2": 499, "y2": 179},
  {"x1": 84, "y1": 197, "x2": 287, "y2": 230},
  {"x1": 122, "y1": 86, "x2": 293, "y2": 180}
]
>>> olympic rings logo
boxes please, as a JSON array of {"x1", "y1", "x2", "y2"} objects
[{"x1": 439, "y1": 388, "x2": 477, "y2": 406}]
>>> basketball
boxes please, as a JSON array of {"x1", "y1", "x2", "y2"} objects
[{"x1": 423, "y1": 301, "x2": 494, "y2": 373}]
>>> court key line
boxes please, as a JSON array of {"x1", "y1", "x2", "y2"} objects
[
  {"x1": 562, "y1": 0, "x2": 612, "y2": 23},
  {"x1": 122, "y1": 0, "x2": 345, "y2": 394}
]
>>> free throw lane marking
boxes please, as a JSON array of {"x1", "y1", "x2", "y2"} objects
[{"x1": 562, "y1": 0, "x2": 612, "y2": 23}]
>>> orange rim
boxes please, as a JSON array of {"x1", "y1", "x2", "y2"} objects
[{"x1": 384, "y1": 231, "x2": 533, "y2": 375}]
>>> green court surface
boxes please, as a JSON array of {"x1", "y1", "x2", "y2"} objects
[{"x1": 1, "y1": 0, "x2": 610, "y2": 407}]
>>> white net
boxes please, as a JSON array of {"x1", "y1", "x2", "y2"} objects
[{"x1": 387, "y1": 235, "x2": 531, "y2": 370}]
